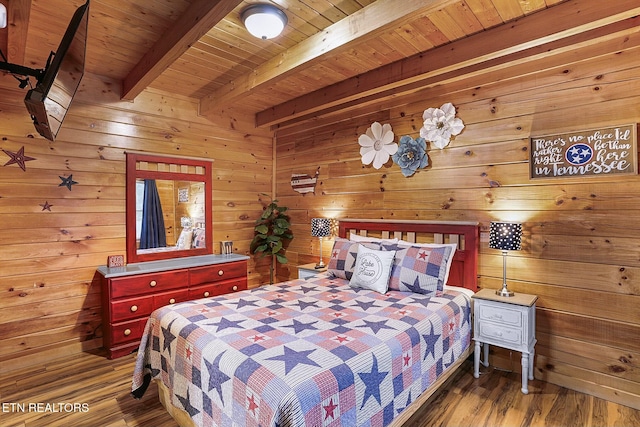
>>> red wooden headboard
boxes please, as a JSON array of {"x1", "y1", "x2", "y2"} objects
[{"x1": 337, "y1": 219, "x2": 479, "y2": 292}]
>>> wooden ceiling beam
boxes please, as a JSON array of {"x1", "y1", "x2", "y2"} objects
[
  {"x1": 121, "y1": 0, "x2": 242, "y2": 101},
  {"x1": 6, "y1": 0, "x2": 31, "y2": 64},
  {"x1": 198, "y1": 0, "x2": 461, "y2": 119},
  {"x1": 256, "y1": 0, "x2": 640, "y2": 128}
]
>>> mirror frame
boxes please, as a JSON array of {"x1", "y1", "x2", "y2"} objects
[{"x1": 126, "y1": 152, "x2": 213, "y2": 264}]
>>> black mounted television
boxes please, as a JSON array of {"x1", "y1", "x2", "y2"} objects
[{"x1": 24, "y1": 1, "x2": 89, "y2": 141}]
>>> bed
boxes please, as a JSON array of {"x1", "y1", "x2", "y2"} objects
[{"x1": 132, "y1": 219, "x2": 479, "y2": 427}]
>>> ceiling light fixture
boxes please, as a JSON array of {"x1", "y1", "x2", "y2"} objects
[
  {"x1": 0, "y1": 3, "x2": 7, "y2": 29},
  {"x1": 241, "y1": 4, "x2": 287, "y2": 40}
]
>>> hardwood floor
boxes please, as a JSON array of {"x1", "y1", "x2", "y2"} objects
[{"x1": 1, "y1": 349, "x2": 638, "y2": 427}]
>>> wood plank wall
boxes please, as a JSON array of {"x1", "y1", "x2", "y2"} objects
[
  {"x1": 273, "y1": 33, "x2": 640, "y2": 409},
  {"x1": 0, "y1": 73, "x2": 273, "y2": 371}
]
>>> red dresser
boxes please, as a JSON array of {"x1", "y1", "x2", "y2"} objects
[{"x1": 98, "y1": 255, "x2": 248, "y2": 359}]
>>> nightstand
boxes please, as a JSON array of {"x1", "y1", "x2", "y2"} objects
[
  {"x1": 472, "y1": 288, "x2": 538, "y2": 394},
  {"x1": 298, "y1": 263, "x2": 327, "y2": 279}
]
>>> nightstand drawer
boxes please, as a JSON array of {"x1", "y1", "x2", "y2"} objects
[
  {"x1": 478, "y1": 303, "x2": 523, "y2": 327},
  {"x1": 477, "y1": 322, "x2": 523, "y2": 346}
]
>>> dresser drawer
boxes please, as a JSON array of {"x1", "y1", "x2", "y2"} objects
[
  {"x1": 153, "y1": 289, "x2": 191, "y2": 309},
  {"x1": 111, "y1": 295, "x2": 154, "y2": 322},
  {"x1": 190, "y1": 261, "x2": 246, "y2": 286},
  {"x1": 110, "y1": 317, "x2": 148, "y2": 346},
  {"x1": 189, "y1": 277, "x2": 247, "y2": 299},
  {"x1": 109, "y1": 270, "x2": 189, "y2": 298},
  {"x1": 477, "y1": 303, "x2": 523, "y2": 327}
]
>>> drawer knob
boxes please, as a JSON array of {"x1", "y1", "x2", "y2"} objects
[
  {"x1": 169, "y1": 298, "x2": 176, "y2": 304},
  {"x1": 492, "y1": 314, "x2": 503, "y2": 319},
  {"x1": 204, "y1": 291, "x2": 210, "y2": 297},
  {"x1": 218, "y1": 270, "x2": 224, "y2": 276},
  {"x1": 124, "y1": 329, "x2": 131, "y2": 336},
  {"x1": 232, "y1": 285, "x2": 238, "y2": 291},
  {"x1": 130, "y1": 305, "x2": 138, "y2": 312},
  {"x1": 149, "y1": 280, "x2": 157, "y2": 287}
]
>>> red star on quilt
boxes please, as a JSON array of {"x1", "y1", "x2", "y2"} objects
[
  {"x1": 323, "y1": 398, "x2": 338, "y2": 421},
  {"x1": 247, "y1": 394, "x2": 259, "y2": 414},
  {"x1": 418, "y1": 250, "x2": 428, "y2": 260},
  {"x1": 2, "y1": 146, "x2": 36, "y2": 171},
  {"x1": 403, "y1": 353, "x2": 412, "y2": 366}
]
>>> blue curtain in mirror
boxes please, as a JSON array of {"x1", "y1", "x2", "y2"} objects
[{"x1": 139, "y1": 179, "x2": 167, "y2": 249}]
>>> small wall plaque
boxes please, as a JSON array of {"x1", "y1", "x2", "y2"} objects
[{"x1": 107, "y1": 255, "x2": 125, "y2": 268}]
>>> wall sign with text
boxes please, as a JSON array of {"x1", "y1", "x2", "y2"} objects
[{"x1": 530, "y1": 124, "x2": 637, "y2": 179}]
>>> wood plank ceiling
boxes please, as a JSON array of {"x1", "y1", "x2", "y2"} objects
[{"x1": 2, "y1": 0, "x2": 639, "y2": 129}]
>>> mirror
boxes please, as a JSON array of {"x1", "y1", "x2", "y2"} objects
[{"x1": 126, "y1": 152, "x2": 213, "y2": 264}]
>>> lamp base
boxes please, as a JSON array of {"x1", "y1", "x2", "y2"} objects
[
  {"x1": 315, "y1": 261, "x2": 326, "y2": 269},
  {"x1": 496, "y1": 287, "x2": 515, "y2": 297}
]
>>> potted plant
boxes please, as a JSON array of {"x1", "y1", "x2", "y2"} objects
[{"x1": 250, "y1": 193, "x2": 293, "y2": 284}]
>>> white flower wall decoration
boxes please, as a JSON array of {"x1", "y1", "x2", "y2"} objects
[
  {"x1": 419, "y1": 102, "x2": 465, "y2": 149},
  {"x1": 359, "y1": 122, "x2": 398, "y2": 169}
]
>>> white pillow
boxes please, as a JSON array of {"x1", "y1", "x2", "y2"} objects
[
  {"x1": 349, "y1": 245, "x2": 395, "y2": 294},
  {"x1": 398, "y1": 240, "x2": 457, "y2": 285},
  {"x1": 349, "y1": 232, "x2": 398, "y2": 244}
]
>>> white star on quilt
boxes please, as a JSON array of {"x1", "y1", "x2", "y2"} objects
[
  {"x1": 358, "y1": 355, "x2": 388, "y2": 408},
  {"x1": 205, "y1": 351, "x2": 231, "y2": 405},
  {"x1": 267, "y1": 346, "x2": 320, "y2": 374}
]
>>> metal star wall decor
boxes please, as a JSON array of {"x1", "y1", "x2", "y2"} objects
[
  {"x1": 40, "y1": 201, "x2": 53, "y2": 211},
  {"x1": 59, "y1": 174, "x2": 78, "y2": 191},
  {"x1": 2, "y1": 146, "x2": 37, "y2": 171}
]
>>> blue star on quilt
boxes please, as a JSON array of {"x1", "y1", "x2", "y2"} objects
[
  {"x1": 299, "y1": 285, "x2": 318, "y2": 294},
  {"x1": 396, "y1": 390, "x2": 412, "y2": 414},
  {"x1": 283, "y1": 319, "x2": 318, "y2": 334},
  {"x1": 294, "y1": 299, "x2": 319, "y2": 310},
  {"x1": 358, "y1": 319, "x2": 396, "y2": 334},
  {"x1": 266, "y1": 346, "x2": 320, "y2": 374},
  {"x1": 422, "y1": 322, "x2": 440, "y2": 361},
  {"x1": 352, "y1": 299, "x2": 380, "y2": 311},
  {"x1": 358, "y1": 355, "x2": 388, "y2": 408},
  {"x1": 205, "y1": 351, "x2": 231, "y2": 405},
  {"x1": 208, "y1": 317, "x2": 245, "y2": 332},
  {"x1": 176, "y1": 387, "x2": 200, "y2": 417},
  {"x1": 162, "y1": 319, "x2": 177, "y2": 355},
  {"x1": 402, "y1": 276, "x2": 426, "y2": 293},
  {"x1": 234, "y1": 298, "x2": 259, "y2": 309}
]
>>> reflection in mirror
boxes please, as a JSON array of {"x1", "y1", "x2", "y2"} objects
[{"x1": 126, "y1": 153, "x2": 213, "y2": 264}]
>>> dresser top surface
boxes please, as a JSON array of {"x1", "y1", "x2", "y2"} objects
[{"x1": 97, "y1": 254, "x2": 249, "y2": 278}]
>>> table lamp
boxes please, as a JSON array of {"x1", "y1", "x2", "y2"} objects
[
  {"x1": 489, "y1": 221, "x2": 522, "y2": 297},
  {"x1": 311, "y1": 218, "x2": 331, "y2": 269}
]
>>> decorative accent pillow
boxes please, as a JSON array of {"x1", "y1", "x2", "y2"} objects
[
  {"x1": 176, "y1": 229, "x2": 193, "y2": 249},
  {"x1": 348, "y1": 245, "x2": 396, "y2": 294},
  {"x1": 328, "y1": 238, "x2": 379, "y2": 280},
  {"x1": 398, "y1": 240, "x2": 457, "y2": 285},
  {"x1": 388, "y1": 244, "x2": 454, "y2": 296}
]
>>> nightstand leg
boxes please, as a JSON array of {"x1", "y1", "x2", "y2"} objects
[
  {"x1": 529, "y1": 348, "x2": 535, "y2": 380},
  {"x1": 483, "y1": 342, "x2": 489, "y2": 367},
  {"x1": 474, "y1": 341, "x2": 481, "y2": 378},
  {"x1": 521, "y1": 352, "x2": 529, "y2": 394}
]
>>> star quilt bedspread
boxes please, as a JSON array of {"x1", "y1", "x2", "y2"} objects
[{"x1": 131, "y1": 274, "x2": 471, "y2": 427}]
